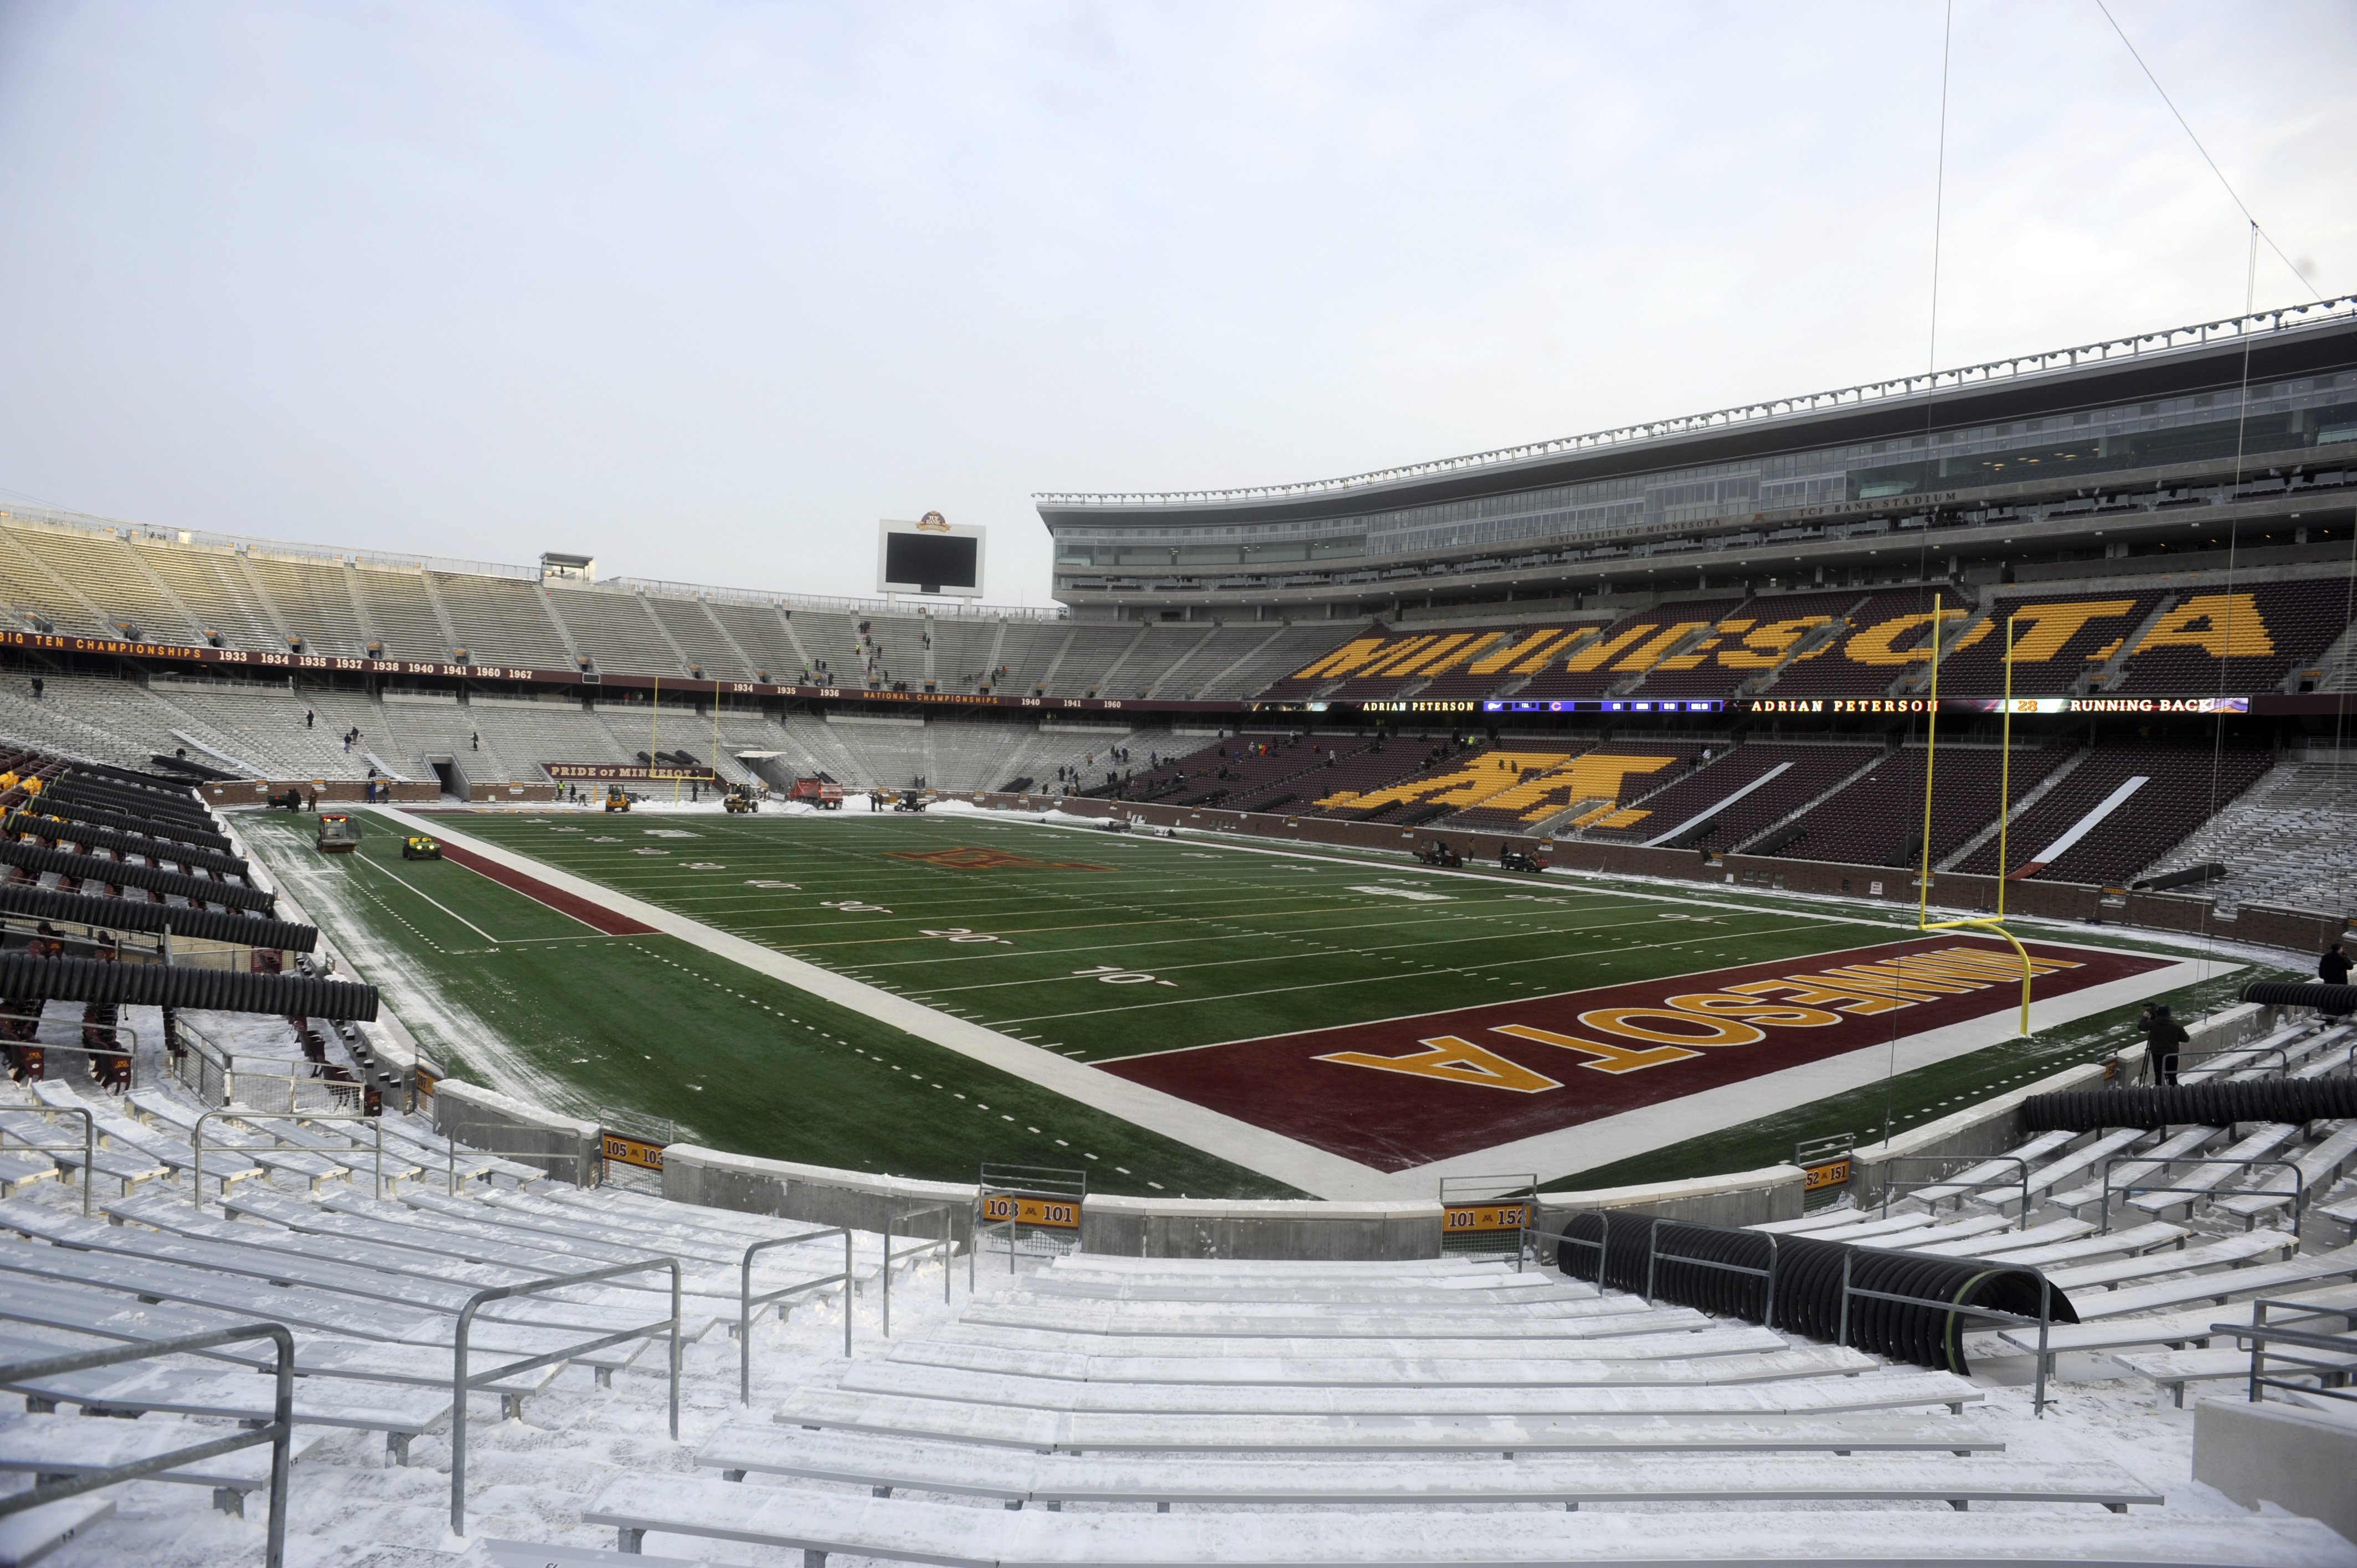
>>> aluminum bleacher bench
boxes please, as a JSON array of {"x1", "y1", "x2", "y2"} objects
[
  {"x1": 834, "y1": 1355, "x2": 1913, "y2": 1414},
  {"x1": 0, "y1": 1153, "x2": 54, "y2": 1199},
  {"x1": 1904, "y1": 1131, "x2": 2076, "y2": 1206},
  {"x1": 2217, "y1": 1121, "x2": 2357, "y2": 1226},
  {"x1": 2113, "y1": 1340, "x2": 2357, "y2": 1407},
  {"x1": 2126, "y1": 1122, "x2": 2304, "y2": 1217},
  {"x1": 2050, "y1": 1124, "x2": 2224, "y2": 1213},
  {"x1": 926, "y1": 1316, "x2": 1730, "y2": 1362},
  {"x1": 0, "y1": 1328, "x2": 445, "y2": 1464},
  {"x1": 0, "y1": 1201, "x2": 709, "y2": 1347},
  {"x1": 2042, "y1": 1230, "x2": 2297, "y2": 1292},
  {"x1": 2318, "y1": 1196, "x2": 2357, "y2": 1242},
  {"x1": 86, "y1": 1114, "x2": 266, "y2": 1191},
  {"x1": 1966, "y1": 1220, "x2": 2189, "y2": 1268},
  {"x1": 1896, "y1": 1217, "x2": 2094, "y2": 1258},
  {"x1": 773, "y1": 1373, "x2": 1984, "y2": 1448},
  {"x1": 478, "y1": 1541, "x2": 712, "y2": 1568},
  {"x1": 0, "y1": 1273, "x2": 561, "y2": 1404},
  {"x1": 2060, "y1": 1242, "x2": 2357, "y2": 1318},
  {"x1": 692, "y1": 1422, "x2": 2162, "y2": 1513},
  {"x1": 2006, "y1": 1129, "x2": 2148, "y2": 1203},
  {"x1": 1986, "y1": 1281, "x2": 2357, "y2": 1367},
  {"x1": 879, "y1": 1330, "x2": 1835, "y2": 1389},
  {"x1": 0, "y1": 1235, "x2": 646, "y2": 1402},
  {"x1": 0, "y1": 1111, "x2": 166, "y2": 1195},
  {"x1": 0, "y1": 1493, "x2": 112, "y2": 1567},
  {"x1": 223, "y1": 1188, "x2": 759, "y2": 1307},
  {"x1": 100, "y1": 1192, "x2": 711, "y2": 1331},
  {"x1": 0, "y1": 1410, "x2": 318, "y2": 1515},
  {"x1": 581, "y1": 1478, "x2": 2357, "y2": 1566},
  {"x1": 963, "y1": 1288, "x2": 1676, "y2": 1333}
]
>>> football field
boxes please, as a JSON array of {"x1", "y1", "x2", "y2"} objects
[{"x1": 236, "y1": 804, "x2": 2274, "y2": 1199}]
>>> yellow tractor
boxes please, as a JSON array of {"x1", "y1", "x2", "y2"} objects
[{"x1": 604, "y1": 785, "x2": 632, "y2": 813}]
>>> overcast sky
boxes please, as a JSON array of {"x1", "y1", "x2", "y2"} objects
[{"x1": 1, "y1": 2, "x2": 2349, "y2": 605}]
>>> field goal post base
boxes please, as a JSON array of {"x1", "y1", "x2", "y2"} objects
[
  {"x1": 1438, "y1": 1173, "x2": 1536, "y2": 1267},
  {"x1": 975, "y1": 1162, "x2": 1085, "y2": 1280}
]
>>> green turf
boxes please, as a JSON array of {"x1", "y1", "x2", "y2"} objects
[
  {"x1": 424, "y1": 809, "x2": 1906, "y2": 1060},
  {"x1": 238, "y1": 814, "x2": 1305, "y2": 1198},
  {"x1": 240, "y1": 804, "x2": 2285, "y2": 1198}
]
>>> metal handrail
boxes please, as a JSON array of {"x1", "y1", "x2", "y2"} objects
[
  {"x1": 2100, "y1": 1156, "x2": 2304, "y2": 1241},
  {"x1": 451, "y1": 1257, "x2": 682, "y2": 1537},
  {"x1": 192, "y1": 1107, "x2": 387, "y2": 1209},
  {"x1": 2217, "y1": 1298, "x2": 2357, "y2": 1406},
  {"x1": 1836, "y1": 1244, "x2": 2059, "y2": 1417},
  {"x1": 2168, "y1": 1044, "x2": 2291, "y2": 1082},
  {"x1": 739, "y1": 1228, "x2": 855, "y2": 1404},
  {"x1": 0, "y1": 1102, "x2": 96, "y2": 1217},
  {"x1": 881, "y1": 1201, "x2": 957, "y2": 1340},
  {"x1": 1877, "y1": 1153, "x2": 2034, "y2": 1229},
  {"x1": 0, "y1": 1322, "x2": 295, "y2": 1568}
]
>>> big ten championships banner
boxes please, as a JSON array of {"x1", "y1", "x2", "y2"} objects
[
  {"x1": 545, "y1": 763, "x2": 719, "y2": 783},
  {"x1": 1100, "y1": 935, "x2": 2198, "y2": 1178}
]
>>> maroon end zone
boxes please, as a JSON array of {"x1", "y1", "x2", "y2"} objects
[
  {"x1": 1098, "y1": 936, "x2": 2169, "y2": 1172},
  {"x1": 436, "y1": 842, "x2": 659, "y2": 937}
]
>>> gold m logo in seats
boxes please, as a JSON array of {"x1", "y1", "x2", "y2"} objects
[{"x1": 1315, "y1": 1035, "x2": 1563, "y2": 1093}]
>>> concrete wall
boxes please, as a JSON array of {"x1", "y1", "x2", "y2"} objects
[
  {"x1": 655, "y1": 1146, "x2": 1804, "y2": 1261},
  {"x1": 434, "y1": 1079, "x2": 603, "y2": 1187},
  {"x1": 2195, "y1": 1396, "x2": 2357, "y2": 1544},
  {"x1": 208, "y1": 778, "x2": 441, "y2": 806},
  {"x1": 663, "y1": 1145, "x2": 974, "y2": 1244},
  {"x1": 1080, "y1": 1196, "x2": 1443, "y2": 1261}
]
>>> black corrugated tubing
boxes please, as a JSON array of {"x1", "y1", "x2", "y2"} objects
[
  {"x1": 2024, "y1": 1079, "x2": 2357, "y2": 1132},
  {"x1": 0, "y1": 840, "x2": 274, "y2": 912},
  {"x1": 1556, "y1": 1217, "x2": 2075, "y2": 1374},
  {"x1": 0, "y1": 951, "x2": 374, "y2": 1020}
]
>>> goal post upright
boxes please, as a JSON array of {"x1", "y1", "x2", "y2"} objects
[{"x1": 1915, "y1": 596, "x2": 2035, "y2": 1038}]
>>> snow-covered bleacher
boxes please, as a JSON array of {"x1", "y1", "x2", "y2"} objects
[
  {"x1": 574, "y1": 1252, "x2": 2350, "y2": 1567},
  {"x1": 0, "y1": 1050, "x2": 919, "y2": 1566},
  {"x1": 1753, "y1": 1010, "x2": 2357, "y2": 1422}
]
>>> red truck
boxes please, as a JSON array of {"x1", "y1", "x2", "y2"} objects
[{"x1": 788, "y1": 777, "x2": 844, "y2": 810}]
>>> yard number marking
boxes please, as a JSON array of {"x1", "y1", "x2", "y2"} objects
[
  {"x1": 1072, "y1": 964, "x2": 1177, "y2": 987},
  {"x1": 921, "y1": 927, "x2": 1010, "y2": 945}
]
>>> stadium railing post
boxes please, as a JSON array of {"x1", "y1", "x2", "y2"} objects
[
  {"x1": 740, "y1": 1227, "x2": 855, "y2": 1404},
  {"x1": 0, "y1": 1323, "x2": 296, "y2": 1568},
  {"x1": 451, "y1": 1256, "x2": 682, "y2": 1536}
]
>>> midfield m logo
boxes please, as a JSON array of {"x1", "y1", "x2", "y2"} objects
[{"x1": 1101, "y1": 936, "x2": 2170, "y2": 1172}]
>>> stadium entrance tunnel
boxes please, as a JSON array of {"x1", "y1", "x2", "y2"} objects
[{"x1": 1554, "y1": 1214, "x2": 2076, "y2": 1375}]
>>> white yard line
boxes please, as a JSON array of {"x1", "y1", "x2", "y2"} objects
[{"x1": 360, "y1": 805, "x2": 1390, "y2": 1199}]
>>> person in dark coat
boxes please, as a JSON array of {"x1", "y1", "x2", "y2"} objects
[
  {"x1": 2143, "y1": 1002, "x2": 2189, "y2": 1086},
  {"x1": 2322, "y1": 940, "x2": 2351, "y2": 987}
]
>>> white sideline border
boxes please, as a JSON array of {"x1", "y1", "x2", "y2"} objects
[{"x1": 353, "y1": 806, "x2": 2232, "y2": 1200}]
